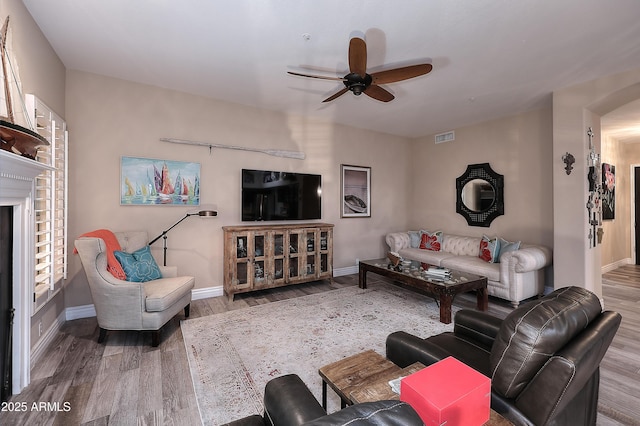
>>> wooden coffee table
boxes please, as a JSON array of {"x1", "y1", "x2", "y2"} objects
[
  {"x1": 319, "y1": 349, "x2": 513, "y2": 425},
  {"x1": 359, "y1": 258, "x2": 488, "y2": 324}
]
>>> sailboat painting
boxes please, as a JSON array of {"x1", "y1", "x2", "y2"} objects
[{"x1": 121, "y1": 156, "x2": 200, "y2": 205}]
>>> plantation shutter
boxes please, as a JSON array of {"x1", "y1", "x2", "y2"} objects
[{"x1": 27, "y1": 94, "x2": 68, "y2": 310}]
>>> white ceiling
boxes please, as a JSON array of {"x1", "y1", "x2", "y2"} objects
[{"x1": 21, "y1": 0, "x2": 640, "y2": 140}]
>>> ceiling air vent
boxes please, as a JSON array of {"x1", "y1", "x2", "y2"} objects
[{"x1": 435, "y1": 131, "x2": 455, "y2": 144}]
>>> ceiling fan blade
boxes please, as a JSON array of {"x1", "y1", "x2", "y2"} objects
[
  {"x1": 364, "y1": 85, "x2": 395, "y2": 102},
  {"x1": 349, "y1": 37, "x2": 367, "y2": 77},
  {"x1": 371, "y1": 64, "x2": 433, "y2": 84},
  {"x1": 287, "y1": 71, "x2": 346, "y2": 81},
  {"x1": 287, "y1": 71, "x2": 344, "y2": 81},
  {"x1": 322, "y1": 88, "x2": 349, "y2": 103}
]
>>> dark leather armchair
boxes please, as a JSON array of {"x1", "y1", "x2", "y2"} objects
[
  {"x1": 223, "y1": 374, "x2": 423, "y2": 426},
  {"x1": 386, "y1": 286, "x2": 621, "y2": 426}
]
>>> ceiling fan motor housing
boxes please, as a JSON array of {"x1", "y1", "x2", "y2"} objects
[{"x1": 344, "y1": 72, "x2": 372, "y2": 95}]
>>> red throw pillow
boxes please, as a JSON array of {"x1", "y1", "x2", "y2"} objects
[
  {"x1": 479, "y1": 235, "x2": 500, "y2": 263},
  {"x1": 419, "y1": 230, "x2": 443, "y2": 251}
]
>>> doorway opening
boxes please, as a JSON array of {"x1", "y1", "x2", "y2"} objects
[{"x1": 634, "y1": 166, "x2": 640, "y2": 265}]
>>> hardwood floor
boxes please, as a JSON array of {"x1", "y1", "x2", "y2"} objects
[
  {"x1": 598, "y1": 265, "x2": 640, "y2": 426},
  {"x1": 0, "y1": 268, "x2": 638, "y2": 425}
]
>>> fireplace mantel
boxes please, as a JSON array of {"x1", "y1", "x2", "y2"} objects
[
  {"x1": 0, "y1": 149, "x2": 53, "y2": 181},
  {"x1": 0, "y1": 149, "x2": 53, "y2": 394}
]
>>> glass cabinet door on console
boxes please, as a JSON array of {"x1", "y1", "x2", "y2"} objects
[
  {"x1": 319, "y1": 229, "x2": 332, "y2": 278},
  {"x1": 270, "y1": 231, "x2": 286, "y2": 285},
  {"x1": 252, "y1": 232, "x2": 267, "y2": 285},
  {"x1": 231, "y1": 233, "x2": 251, "y2": 290},
  {"x1": 227, "y1": 230, "x2": 267, "y2": 290},
  {"x1": 288, "y1": 230, "x2": 302, "y2": 281},
  {"x1": 304, "y1": 229, "x2": 317, "y2": 278}
]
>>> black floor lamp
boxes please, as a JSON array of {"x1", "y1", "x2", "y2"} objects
[{"x1": 149, "y1": 209, "x2": 217, "y2": 265}]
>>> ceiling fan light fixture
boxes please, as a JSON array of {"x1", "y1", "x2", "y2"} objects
[
  {"x1": 344, "y1": 72, "x2": 372, "y2": 96},
  {"x1": 350, "y1": 83, "x2": 366, "y2": 95}
]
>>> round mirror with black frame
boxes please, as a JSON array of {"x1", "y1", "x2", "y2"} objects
[{"x1": 456, "y1": 163, "x2": 504, "y2": 227}]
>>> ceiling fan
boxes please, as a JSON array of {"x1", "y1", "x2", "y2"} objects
[{"x1": 288, "y1": 37, "x2": 432, "y2": 103}]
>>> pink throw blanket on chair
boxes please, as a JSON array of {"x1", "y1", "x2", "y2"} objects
[{"x1": 75, "y1": 229, "x2": 127, "y2": 280}]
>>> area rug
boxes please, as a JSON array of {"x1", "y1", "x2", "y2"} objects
[{"x1": 181, "y1": 282, "x2": 456, "y2": 425}]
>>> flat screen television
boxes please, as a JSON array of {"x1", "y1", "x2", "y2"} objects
[{"x1": 242, "y1": 169, "x2": 322, "y2": 221}]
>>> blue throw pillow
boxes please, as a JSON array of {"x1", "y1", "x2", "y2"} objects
[
  {"x1": 408, "y1": 231, "x2": 421, "y2": 248},
  {"x1": 498, "y1": 238, "x2": 521, "y2": 261},
  {"x1": 114, "y1": 245, "x2": 162, "y2": 282}
]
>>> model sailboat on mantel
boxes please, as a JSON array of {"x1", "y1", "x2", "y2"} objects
[{"x1": 0, "y1": 16, "x2": 49, "y2": 159}]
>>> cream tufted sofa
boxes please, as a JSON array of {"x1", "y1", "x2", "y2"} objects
[{"x1": 385, "y1": 232, "x2": 552, "y2": 307}]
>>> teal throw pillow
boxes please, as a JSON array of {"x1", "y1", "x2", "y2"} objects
[
  {"x1": 408, "y1": 231, "x2": 421, "y2": 248},
  {"x1": 498, "y1": 238, "x2": 521, "y2": 261},
  {"x1": 114, "y1": 245, "x2": 162, "y2": 282}
]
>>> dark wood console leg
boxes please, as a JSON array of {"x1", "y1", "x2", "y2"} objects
[
  {"x1": 184, "y1": 303, "x2": 191, "y2": 318},
  {"x1": 477, "y1": 287, "x2": 488, "y2": 311},
  {"x1": 359, "y1": 264, "x2": 367, "y2": 289},
  {"x1": 439, "y1": 294, "x2": 453, "y2": 324},
  {"x1": 98, "y1": 327, "x2": 107, "y2": 343}
]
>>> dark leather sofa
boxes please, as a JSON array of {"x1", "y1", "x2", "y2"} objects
[
  {"x1": 223, "y1": 373, "x2": 423, "y2": 426},
  {"x1": 386, "y1": 286, "x2": 621, "y2": 426}
]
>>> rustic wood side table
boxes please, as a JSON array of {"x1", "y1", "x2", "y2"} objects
[
  {"x1": 318, "y1": 349, "x2": 514, "y2": 425},
  {"x1": 318, "y1": 349, "x2": 398, "y2": 409}
]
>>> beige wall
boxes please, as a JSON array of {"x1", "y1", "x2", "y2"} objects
[
  {"x1": 408, "y1": 107, "x2": 554, "y2": 248},
  {"x1": 1, "y1": 0, "x2": 65, "y2": 115},
  {"x1": 600, "y1": 135, "x2": 630, "y2": 266},
  {"x1": 62, "y1": 72, "x2": 558, "y2": 310},
  {"x1": 63, "y1": 70, "x2": 413, "y2": 307},
  {"x1": 600, "y1": 138, "x2": 640, "y2": 267}
]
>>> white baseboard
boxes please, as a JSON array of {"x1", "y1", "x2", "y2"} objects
[
  {"x1": 334, "y1": 265, "x2": 358, "y2": 276},
  {"x1": 181, "y1": 269, "x2": 360, "y2": 298},
  {"x1": 31, "y1": 310, "x2": 65, "y2": 365},
  {"x1": 66, "y1": 304, "x2": 96, "y2": 320},
  {"x1": 192, "y1": 286, "x2": 224, "y2": 300},
  {"x1": 601, "y1": 258, "x2": 633, "y2": 273}
]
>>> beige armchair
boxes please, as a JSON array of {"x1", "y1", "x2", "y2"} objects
[{"x1": 75, "y1": 231, "x2": 195, "y2": 346}]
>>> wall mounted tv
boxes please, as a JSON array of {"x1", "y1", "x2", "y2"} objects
[{"x1": 242, "y1": 169, "x2": 322, "y2": 221}]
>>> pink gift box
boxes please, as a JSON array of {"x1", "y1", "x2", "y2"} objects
[{"x1": 400, "y1": 356, "x2": 491, "y2": 426}]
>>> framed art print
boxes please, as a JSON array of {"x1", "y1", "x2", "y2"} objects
[
  {"x1": 341, "y1": 164, "x2": 371, "y2": 218},
  {"x1": 120, "y1": 156, "x2": 200, "y2": 205},
  {"x1": 602, "y1": 163, "x2": 615, "y2": 220}
]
